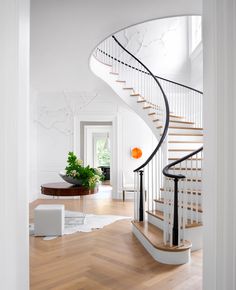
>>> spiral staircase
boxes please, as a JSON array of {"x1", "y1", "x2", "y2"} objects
[{"x1": 90, "y1": 35, "x2": 203, "y2": 265}]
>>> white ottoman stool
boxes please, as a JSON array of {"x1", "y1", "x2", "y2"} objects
[{"x1": 34, "y1": 204, "x2": 65, "y2": 236}]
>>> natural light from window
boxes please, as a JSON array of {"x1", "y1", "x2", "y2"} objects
[{"x1": 190, "y1": 16, "x2": 202, "y2": 53}]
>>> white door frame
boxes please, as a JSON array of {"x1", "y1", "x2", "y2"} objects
[
  {"x1": 84, "y1": 125, "x2": 112, "y2": 171},
  {"x1": 73, "y1": 114, "x2": 120, "y2": 197}
]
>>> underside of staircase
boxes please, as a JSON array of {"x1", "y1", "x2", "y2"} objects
[{"x1": 90, "y1": 35, "x2": 203, "y2": 265}]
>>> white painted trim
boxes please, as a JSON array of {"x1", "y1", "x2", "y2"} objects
[{"x1": 74, "y1": 115, "x2": 119, "y2": 198}]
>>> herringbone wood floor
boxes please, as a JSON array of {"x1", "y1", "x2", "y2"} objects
[{"x1": 30, "y1": 188, "x2": 202, "y2": 290}]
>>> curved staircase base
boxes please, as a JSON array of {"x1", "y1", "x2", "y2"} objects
[{"x1": 132, "y1": 224, "x2": 191, "y2": 265}]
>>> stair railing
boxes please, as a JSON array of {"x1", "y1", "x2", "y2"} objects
[
  {"x1": 156, "y1": 77, "x2": 203, "y2": 128},
  {"x1": 93, "y1": 35, "x2": 203, "y2": 248},
  {"x1": 163, "y1": 146, "x2": 203, "y2": 246},
  {"x1": 94, "y1": 40, "x2": 203, "y2": 128},
  {"x1": 93, "y1": 36, "x2": 170, "y2": 224}
]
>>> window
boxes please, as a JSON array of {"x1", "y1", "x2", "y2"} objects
[
  {"x1": 190, "y1": 16, "x2": 202, "y2": 53},
  {"x1": 95, "y1": 137, "x2": 111, "y2": 167}
]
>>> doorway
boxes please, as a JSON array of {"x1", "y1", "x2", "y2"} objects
[{"x1": 81, "y1": 122, "x2": 112, "y2": 185}]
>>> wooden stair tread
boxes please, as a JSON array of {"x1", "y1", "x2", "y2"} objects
[
  {"x1": 158, "y1": 126, "x2": 203, "y2": 130},
  {"x1": 143, "y1": 105, "x2": 152, "y2": 109},
  {"x1": 169, "y1": 167, "x2": 202, "y2": 171},
  {"x1": 170, "y1": 167, "x2": 202, "y2": 171},
  {"x1": 168, "y1": 149, "x2": 197, "y2": 151},
  {"x1": 123, "y1": 87, "x2": 133, "y2": 90},
  {"x1": 148, "y1": 112, "x2": 156, "y2": 116},
  {"x1": 137, "y1": 99, "x2": 146, "y2": 103},
  {"x1": 154, "y1": 198, "x2": 203, "y2": 213},
  {"x1": 130, "y1": 93, "x2": 140, "y2": 96},
  {"x1": 169, "y1": 126, "x2": 203, "y2": 130},
  {"x1": 170, "y1": 120, "x2": 195, "y2": 125},
  {"x1": 132, "y1": 221, "x2": 191, "y2": 252},
  {"x1": 169, "y1": 158, "x2": 203, "y2": 161},
  {"x1": 165, "y1": 133, "x2": 203, "y2": 136},
  {"x1": 169, "y1": 114, "x2": 184, "y2": 119},
  {"x1": 166, "y1": 177, "x2": 202, "y2": 182},
  {"x1": 96, "y1": 59, "x2": 112, "y2": 67},
  {"x1": 109, "y1": 72, "x2": 119, "y2": 75},
  {"x1": 160, "y1": 187, "x2": 202, "y2": 195},
  {"x1": 153, "y1": 117, "x2": 187, "y2": 123},
  {"x1": 168, "y1": 141, "x2": 203, "y2": 143},
  {"x1": 116, "y1": 80, "x2": 126, "y2": 83},
  {"x1": 147, "y1": 210, "x2": 202, "y2": 228}
]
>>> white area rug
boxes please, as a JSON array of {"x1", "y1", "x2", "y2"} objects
[{"x1": 30, "y1": 210, "x2": 131, "y2": 240}]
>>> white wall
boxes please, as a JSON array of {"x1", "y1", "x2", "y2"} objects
[
  {"x1": 32, "y1": 89, "x2": 156, "y2": 199},
  {"x1": 30, "y1": 0, "x2": 203, "y2": 201},
  {"x1": 0, "y1": 0, "x2": 30, "y2": 289},
  {"x1": 116, "y1": 16, "x2": 190, "y2": 84}
]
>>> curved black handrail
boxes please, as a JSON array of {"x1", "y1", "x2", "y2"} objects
[
  {"x1": 96, "y1": 47, "x2": 203, "y2": 95},
  {"x1": 162, "y1": 145, "x2": 203, "y2": 246},
  {"x1": 111, "y1": 35, "x2": 170, "y2": 173},
  {"x1": 163, "y1": 146, "x2": 203, "y2": 179}
]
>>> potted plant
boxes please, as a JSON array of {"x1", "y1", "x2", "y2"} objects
[{"x1": 59, "y1": 152, "x2": 104, "y2": 189}]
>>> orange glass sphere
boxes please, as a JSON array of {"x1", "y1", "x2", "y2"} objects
[{"x1": 131, "y1": 147, "x2": 142, "y2": 159}]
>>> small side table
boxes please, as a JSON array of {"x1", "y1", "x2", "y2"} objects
[
  {"x1": 41, "y1": 182, "x2": 99, "y2": 226},
  {"x1": 41, "y1": 182, "x2": 98, "y2": 197}
]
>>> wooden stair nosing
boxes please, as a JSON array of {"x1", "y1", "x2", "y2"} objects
[
  {"x1": 169, "y1": 167, "x2": 202, "y2": 171},
  {"x1": 166, "y1": 177, "x2": 202, "y2": 182},
  {"x1": 164, "y1": 133, "x2": 203, "y2": 136},
  {"x1": 95, "y1": 58, "x2": 112, "y2": 67},
  {"x1": 158, "y1": 126, "x2": 203, "y2": 130},
  {"x1": 168, "y1": 141, "x2": 203, "y2": 144},
  {"x1": 160, "y1": 187, "x2": 202, "y2": 195},
  {"x1": 154, "y1": 198, "x2": 203, "y2": 213},
  {"x1": 170, "y1": 120, "x2": 195, "y2": 125},
  {"x1": 132, "y1": 220, "x2": 192, "y2": 252},
  {"x1": 143, "y1": 106, "x2": 152, "y2": 109},
  {"x1": 130, "y1": 93, "x2": 140, "y2": 97},
  {"x1": 168, "y1": 126, "x2": 203, "y2": 130},
  {"x1": 169, "y1": 158, "x2": 203, "y2": 161},
  {"x1": 169, "y1": 114, "x2": 184, "y2": 119},
  {"x1": 147, "y1": 210, "x2": 203, "y2": 228},
  {"x1": 168, "y1": 149, "x2": 198, "y2": 152},
  {"x1": 137, "y1": 99, "x2": 146, "y2": 103}
]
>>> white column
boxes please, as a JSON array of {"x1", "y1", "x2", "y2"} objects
[
  {"x1": 0, "y1": 0, "x2": 30, "y2": 289},
  {"x1": 203, "y1": 0, "x2": 236, "y2": 289}
]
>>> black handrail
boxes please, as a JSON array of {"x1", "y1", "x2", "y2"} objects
[
  {"x1": 162, "y1": 146, "x2": 203, "y2": 179},
  {"x1": 96, "y1": 47, "x2": 203, "y2": 95},
  {"x1": 111, "y1": 35, "x2": 170, "y2": 173},
  {"x1": 162, "y1": 146, "x2": 203, "y2": 246}
]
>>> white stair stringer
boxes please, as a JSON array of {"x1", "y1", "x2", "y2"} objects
[
  {"x1": 90, "y1": 55, "x2": 162, "y2": 140},
  {"x1": 132, "y1": 223, "x2": 191, "y2": 265}
]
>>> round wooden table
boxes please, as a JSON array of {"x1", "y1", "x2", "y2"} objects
[{"x1": 41, "y1": 182, "x2": 98, "y2": 197}]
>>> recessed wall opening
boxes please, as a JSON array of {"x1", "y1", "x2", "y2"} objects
[{"x1": 80, "y1": 121, "x2": 112, "y2": 186}]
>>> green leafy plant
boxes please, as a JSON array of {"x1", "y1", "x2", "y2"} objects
[{"x1": 65, "y1": 152, "x2": 104, "y2": 189}]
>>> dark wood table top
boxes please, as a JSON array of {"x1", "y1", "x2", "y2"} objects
[{"x1": 41, "y1": 182, "x2": 98, "y2": 196}]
